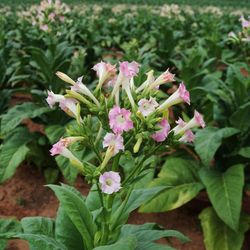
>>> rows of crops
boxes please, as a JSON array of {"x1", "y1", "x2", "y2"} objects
[{"x1": 0, "y1": 1, "x2": 250, "y2": 250}]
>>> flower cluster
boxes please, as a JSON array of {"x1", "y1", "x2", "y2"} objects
[
  {"x1": 46, "y1": 61, "x2": 205, "y2": 194},
  {"x1": 17, "y1": 0, "x2": 70, "y2": 32},
  {"x1": 228, "y1": 15, "x2": 250, "y2": 43}
]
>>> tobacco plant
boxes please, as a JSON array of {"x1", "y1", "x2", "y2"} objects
[{"x1": 0, "y1": 61, "x2": 206, "y2": 249}]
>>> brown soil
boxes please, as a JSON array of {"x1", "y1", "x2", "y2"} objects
[{"x1": 0, "y1": 164, "x2": 204, "y2": 250}]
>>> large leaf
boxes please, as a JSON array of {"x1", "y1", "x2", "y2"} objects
[
  {"x1": 140, "y1": 157, "x2": 203, "y2": 212},
  {"x1": 93, "y1": 236, "x2": 137, "y2": 250},
  {"x1": 194, "y1": 127, "x2": 239, "y2": 166},
  {"x1": 238, "y1": 147, "x2": 250, "y2": 158},
  {"x1": 120, "y1": 223, "x2": 189, "y2": 250},
  {"x1": 230, "y1": 102, "x2": 250, "y2": 132},
  {"x1": 113, "y1": 186, "x2": 166, "y2": 227},
  {"x1": 48, "y1": 184, "x2": 96, "y2": 250},
  {"x1": 1, "y1": 102, "x2": 51, "y2": 134},
  {"x1": 199, "y1": 165, "x2": 244, "y2": 230},
  {"x1": 45, "y1": 125, "x2": 66, "y2": 144},
  {"x1": 0, "y1": 218, "x2": 22, "y2": 249},
  {"x1": 21, "y1": 217, "x2": 54, "y2": 238},
  {"x1": 12, "y1": 233, "x2": 67, "y2": 250},
  {"x1": 55, "y1": 206, "x2": 84, "y2": 250},
  {"x1": 0, "y1": 127, "x2": 32, "y2": 183},
  {"x1": 199, "y1": 207, "x2": 249, "y2": 250}
]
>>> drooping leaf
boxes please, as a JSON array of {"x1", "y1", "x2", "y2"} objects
[
  {"x1": 21, "y1": 217, "x2": 55, "y2": 238},
  {"x1": 230, "y1": 102, "x2": 250, "y2": 132},
  {"x1": 199, "y1": 165, "x2": 244, "y2": 230},
  {"x1": 238, "y1": 147, "x2": 250, "y2": 158},
  {"x1": 199, "y1": 207, "x2": 249, "y2": 250},
  {"x1": 93, "y1": 236, "x2": 137, "y2": 250},
  {"x1": 48, "y1": 184, "x2": 96, "y2": 250},
  {"x1": 120, "y1": 223, "x2": 189, "y2": 249},
  {"x1": 113, "y1": 186, "x2": 166, "y2": 227},
  {"x1": 12, "y1": 233, "x2": 67, "y2": 250},
  {"x1": 194, "y1": 127, "x2": 239, "y2": 166},
  {"x1": 1, "y1": 102, "x2": 51, "y2": 134},
  {"x1": 0, "y1": 127, "x2": 32, "y2": 183},
  {"x1": 55, "y1": 206, "x2": 84, "y2": 250},
  {"x1": 140, "y1": 157, "x2": 203, "y2": 212}
]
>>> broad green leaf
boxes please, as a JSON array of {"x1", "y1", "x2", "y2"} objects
[
  {"x1": 1, "y1": 102, "x2": 51, "y2": 134},
  {"x1": 12, "y1": 233, "x2": 67, "y2": 250},
  {"x1": 199, "y1": 207, "x2": 249, "y2": 250},
  {"x1": 230, "y1": 102, "x2": 250, "y2": 132},
  {"x1": 55, "y1": 206, "x2": 84, "y2": 250},
  {"x1": 0, "y1": 218, "x2": 22, "y2": 249},
  {"x1": 120, "y1": 223, "x2": 189, "y2": 245},
  {"x1": 140, "y1": 158, "x2": 203, "y2": 212},
  {"x1": 199, "y1": 165, "x2": 244, "y2": 230},
  {"x1": 113, "y1": 186, "x2": 166, "y2": 226},
  {"x1": 0, "y1": 127, "x2": 32, "y2": 183},
  {"x1": 55, "y1": 156, "x2": 78, "y2": 184},
  {"x1": 93, "y1": 236, "x2": 137, "y2": 250},
  {"x1": 21, "y1": 217, "x2": 54, "y2": 238},
  {"x1": 45, "y1": 125, "x2": 66, "y2": 144},
  {"x1": 194, "y1": 127, "x2": 239, "y2": 166},
  {"x1": 48, "y1": 184, "x2": 96, "y2": 250},
  {"x1": 238, "y1": 147, "x2": 250, "y2": 158}
]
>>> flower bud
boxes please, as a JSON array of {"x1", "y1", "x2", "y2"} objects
[{"x1": 56, "y1": 71, "x2": 76, "y2": 85}]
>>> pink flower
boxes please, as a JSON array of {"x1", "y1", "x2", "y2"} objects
[
  {"x1": 93, "y1": 61, "x2": 116, "y2": 89},
  {"x1": 71, "y1": 76, "x2": 100, "y2": 106},
  {"x1": 194, "y1": 110, "x2": 206, "y2": 128},
  {"x1": 179, "y1": 130, "x2": 195, "y2": 143},
  {"x1": 48, "y1": 12, "x2": 55, "y2": 21},
  {"x1": 172, "y1": 117, "x2": 186, "y2": 134},
  {"x1": 119, "y1": 61, "x2": 140, "y2": 78},
  {"x1": 108, "y1": 106, "x2": 134, "y2": 134},
  {"x1": 148, "y1": 69, "x2": 175, "y2": 90},
  {"x1": 40, "y1": 24, "x2": 48, "y2": 31},
  {"x1": 138, "y1": 97, "x2": 159, "y2": 117},
  {"x1": 59, "y1": 98, "x2": 78, "y2": 118},
  {"x1": 240, "y1": 16, "x2": 250, "y2": 29},
  {"x1": 103, "y1": 133, "x2": 124, "y2": 156},
  {"x1": 59, "y1": 16, "x2": 65, "y2": 22},
  {"x1": 50, "y1": 139, "x2": 81, "y2": 164},
  {"x1": 179, "y1": 110, "x2": 205, "y2": 133},
  {"x1": 151, "y1": 118, "x2": 170, "y2": 142},
  {"x1": 99, "y1": 171, "x2": 121, "y2": 194},
  {"x1": 46, "y1": 90, "x2": 65, "y2": 108},
  {"x1": 158, "y1": 82, "x2": 190, "y2": 111}
]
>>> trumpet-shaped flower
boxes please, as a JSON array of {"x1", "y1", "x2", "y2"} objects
[
  {"x1": 119, "y1": 61, "x2": 140, "y2": 78},
  {"x1": 71, "y1": 76, "x2": 100, "y2": 106},
  {"x1": 99, "y1": 171, "x2": 121, "y2": 194},
  {"x1": 148, "y1": 69, "x2": 175, "y2": 90},
  {"x1": 240, "y1": 15, "x2": 250, "y2": 29},
  {"x1": 103, "y1": 133, "x2": 124, "y2": 156},
  {"x1": 136, "y1": 70, "x2": 155, "y2": 93},
  {"x1": 46, "y1": 90, "x2": 65, "y2": 108},
  {"x1": 111, "y1": 61, "x2": 140, "y2": 105},
  {"x1": 59, "y1": 98, "x2": 78, "y2": 118},
  {"x1": 93, "y1": 61, "x2": 116, "y2": 89},
  {"x1": 109, "y1": 106, "x2": 133, "y2": 134},
  {"x1": 151, "y1": 118, "x2": 170, "y2": 142},
  {"x1": 50, "y1": 139, "x2": 82, "y2": 165},
  {"x1": 138, "y1": 97, "x2": 159, "y2": 117},
  {"x1": 172, "y1": 117, "x2": 186, "y2": 134},
  {"x1": 158, "y1": 83, "x2": 190, "y2": 111},
  {"x1": 179, "y1": 110, "x2": 205, "y2": 133},
  {"x1": 179, "y1": 130, "x2": 195, "y2": 143}
]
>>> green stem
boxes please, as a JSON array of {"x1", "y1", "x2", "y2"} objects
[
  {"x1": 110, "y1": 186, "x2": 133, "y2": 231},
  {"x1": 97, "y1": 184, "x2": 109, "y2": 245}
]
